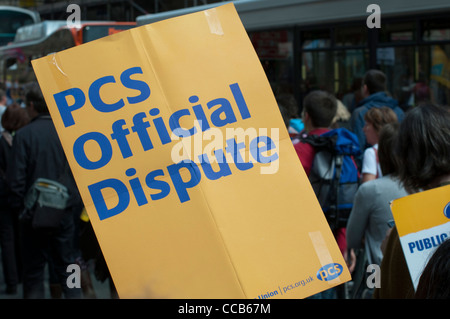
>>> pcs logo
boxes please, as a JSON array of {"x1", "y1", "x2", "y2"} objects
[
  {"x1": 444, "y1": 202, "x2": 450, "y2": 219},
  {"x1": 316, "y1": 263, "x2": 344, "y2": 281}
]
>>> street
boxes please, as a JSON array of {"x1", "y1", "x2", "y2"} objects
[{"x1": 0, "y1": 256, "x2": 114, "y2": 299}]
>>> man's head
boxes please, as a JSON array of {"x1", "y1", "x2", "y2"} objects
[
  {"x1": 302, "y1": 90, "x2": 337, "y2": 130},
  {"x1": 1, "y1": 103, "x2": 30, "y2": 132},
  {"x1": 362, "y1": 69, "x2": 387, "y2": 96},
  {"x1": 25, "y1": 83, "x2": 48, "y2": 117}
]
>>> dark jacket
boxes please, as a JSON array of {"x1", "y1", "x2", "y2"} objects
[
  {"x1": 0, "y1": 132, "x2": 12, "y2": 208},
  {"x1": 7, "y1": 114, "x2": 78, "y2": 212},
  {"x1": 373, "y1": 226, "x2": 414, "y2": 299},
  {"x1": 350, "y1": 92, "x2": 405, "y2": 150}
]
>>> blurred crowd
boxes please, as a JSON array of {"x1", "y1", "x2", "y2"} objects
[
  {"x1": 0, "y1": 68, "x2": 449, "y2": 299},
  {"x1": 0, "y1": 81, "x2": 116, "y2": 299},
  {"x1": 277, "y1": 69, "x2": 450, "y2": 299}
]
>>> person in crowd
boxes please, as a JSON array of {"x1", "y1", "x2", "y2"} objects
[
  {"x1": 331, "y1": 100, "x2": 351, "y2": 130},
  {"x1": 342, "y1": 78, "x2": 364, "y2": 114},
  {"x1": 293, "y1": 90, "x2": 339, "y2": 299},
  {"x1": 293, "y1": 90, "x2": 337, "y2": 176},
  {"x1": 0, "y1": 103, "x2": 30, "y2": 294},
  {"x1": 414, "y1": 238, "x2": 450, "y2": 299},
  {"x1": 374, "y1": 103, "x2": 450, "y2": 299},
  {"x1": 361, "y1": 107, "x2": 398, "y2": 183},
  {"x1": 350, "y1": 69, "x2": 404, "y2": 150},
  {"x1": 7, "y1": 83, "x2": 82, "y2": 299},
  {"x1": 346, "y1": 123, "x2": 408, "y2": 269}
]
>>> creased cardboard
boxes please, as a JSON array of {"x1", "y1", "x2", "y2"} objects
[
  {"x1": 391, "y1": 185, "x2": 450, "y2": 289},
  {"x1": 32, "y1": 3, "x2": 350, "y2": 298}
]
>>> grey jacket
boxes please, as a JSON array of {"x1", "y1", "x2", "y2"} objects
[{"x1": 346, "y1": 175, "x2": 408, "y2": 265}]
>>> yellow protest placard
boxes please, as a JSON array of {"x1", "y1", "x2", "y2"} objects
[
  {"x1": 391, "y1": 185, "x2": 450, "y2": 289},
  {"x1": 32, "y1": 3, "x2": 350, "y2": 298}
]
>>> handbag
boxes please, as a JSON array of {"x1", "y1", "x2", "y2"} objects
[{"x1": 21, "y1": 178, "x2": 70, "y2": 230}]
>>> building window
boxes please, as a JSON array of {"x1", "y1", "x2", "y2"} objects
[
  {"x1": 249, "y1": 29, "x2": 294, "y2": 96},
  {"x1": 421, "y1": 44, "x2": 450, "y2": 105},
  {"x1": 301, "y1": 29, "x2": 331, "y2": 49},
  {"x1": 335, "y1": 25, "x2": 368, "y2": 47},
  {"x1": 379, "y1": 21, "x2": 416, "y2": 43},
  {"x1": 422, "y1": 18, "x2": 450, "y2": 41},
  {"x1": 378, "y1": 46, "x2": 417, "y2": 108},
  {"x1": 300, "y1": 24, "x2": 368, "y2": 110}
]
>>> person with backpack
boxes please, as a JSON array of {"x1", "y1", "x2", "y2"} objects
[
  {"x1": 294, "y1": 90, "x2": 361, "y2": 232},
  {"x1": 293, "y1": 90, "x2": 337, "y2": 176},
  {"x1": 7, "y1": 83, "x2": 82, "y2": 299},
  {"x1": 294, "y1": 90, "x2": 361, "y2": 299}
]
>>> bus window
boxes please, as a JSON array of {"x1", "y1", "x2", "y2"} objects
[{"x1": 0, "y1": 7, "x2": 39, "y2": 46}]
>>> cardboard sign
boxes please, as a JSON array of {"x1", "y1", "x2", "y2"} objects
[
  {"x1": 391, "y1": 185, "x2": 450, "y2": 289},
  {"x1": 31, "y1": 3, "x2": 350, "y2": 298}
]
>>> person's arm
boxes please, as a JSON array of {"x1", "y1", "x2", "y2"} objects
[
  {"x1": 6, "y1": 132, "x2": 29, "y2": 212},
  {"x1": 361, "y1": 147, "x2": 377, "y2": 183},
  {"x1": 362, "y1": 172, "x2": 376, "y2": 183},
  {"x1": 346, "y1": 183, "x2": 371, "y2": 251}
]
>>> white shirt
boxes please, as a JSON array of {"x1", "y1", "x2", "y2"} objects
[{"x1": 362, "y1": 144, "x2": 382, "y2": 178}]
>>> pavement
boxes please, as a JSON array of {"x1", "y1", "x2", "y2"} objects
[{"x1": 0, "y1": 256, "x2": 114, "y2": 299}]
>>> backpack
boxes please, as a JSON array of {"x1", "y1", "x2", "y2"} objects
[
  {"x1": 20, "y1": 178, "x2": 71, "y2": 230},
  {"x1": 301, "y1": 128, "x2": 361, "y2": 231}
]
